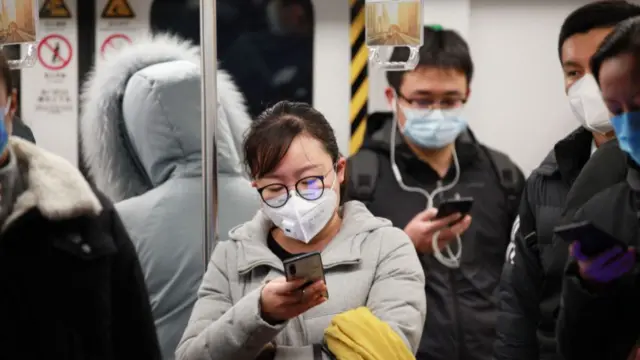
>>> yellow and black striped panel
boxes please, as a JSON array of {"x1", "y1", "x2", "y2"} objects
[{"x1": 349, "y1": 0, "x2": 368, "y2": 155}]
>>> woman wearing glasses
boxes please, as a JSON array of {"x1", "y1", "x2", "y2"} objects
[{"x1": 176, "y1": 101, "x2": 426, "y2": 360}]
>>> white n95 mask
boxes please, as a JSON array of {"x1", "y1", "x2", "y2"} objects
[
  {"x1": 262, "y1": 177, "x2": 338, "y2": 243},
  {"x1": 568, "y1": 74, "x2": 612, "y2": 134}
]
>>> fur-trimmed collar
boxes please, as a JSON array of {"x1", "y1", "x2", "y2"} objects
[{"x1": 3, "y1": 137, "x2": 102, "y2": 230}]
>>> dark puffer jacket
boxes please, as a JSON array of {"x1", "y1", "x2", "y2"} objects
[{"x1": 494, "y1": 128, "x2": 594, "y2": 360}]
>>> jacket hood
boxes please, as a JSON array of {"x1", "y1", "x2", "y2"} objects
[
  {"x1": 80, "y1": 34, "x2": 252, "y2": 202},
  {"x1": 227, "y1": 201, "x2": 392, "y2": 268}
]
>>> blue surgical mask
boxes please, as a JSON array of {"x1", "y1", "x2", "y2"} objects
[
  {"x1": 611, "y1": 111, "x2": 640, "y2": 165},
  {"x1": 400, "y1": 106, "x2": 468, "y2": 149},
  {"x1": 0, "y1": 98, "x2": 11, "y2": 154}
]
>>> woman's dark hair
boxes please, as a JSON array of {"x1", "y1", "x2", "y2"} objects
[
  {"x1": 591, "y1": 15, "x2": 640, "y2": 83},
  {"x1": 243, "y1": 101, "x2": 347, "y2": 201},
  {"x1": 244, "y1": 101, "x2": 340, "y2": 178}
]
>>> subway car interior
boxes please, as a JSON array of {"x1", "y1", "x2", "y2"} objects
[{"x1": 2, "y1": 0, "x2": 640, "y2": 359}]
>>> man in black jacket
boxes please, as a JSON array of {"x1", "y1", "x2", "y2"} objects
[
  {"x1": 0, "y1": 52, "x2": 161, "y2": 358},
  {"x1": 493, "y1": 2, "x2": 640, "y2": 360},
  {"x1": 346, "y1": 26, "x2": 524, "y2": 360},
  {"x1": 556, "y1": 16, "x2": 640, "y2": 360}
]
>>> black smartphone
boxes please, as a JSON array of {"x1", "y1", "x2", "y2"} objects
[
  {"x1": 282, "y1": 251, "x2": 328, "y2": 298},
  {"x1": 436, "y1": 197, "x2": 474, "y2": 219},
  {"x1": 553, "y1": 220, "x2": 627, "y2": 258}
]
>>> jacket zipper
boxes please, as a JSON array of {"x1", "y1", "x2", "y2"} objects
[
  {"x1": 436, "y1": 186, "x2": 463, "y2": 360},
  {"x1": 449, "y1": 270, "x2": 463, "y2": 360}
]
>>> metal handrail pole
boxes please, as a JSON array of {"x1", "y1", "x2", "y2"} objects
[{"x1": 199, "y1": 0, "x2": 218, "y2": 267}]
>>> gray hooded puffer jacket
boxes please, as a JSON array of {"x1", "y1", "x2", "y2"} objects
[{"x1": 79, "y1": 34, "x2": 260, "y2": 359}]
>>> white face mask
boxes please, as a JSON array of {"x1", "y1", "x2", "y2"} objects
[
  {"x1": 568, "y1": 74, "x2": 612, "y2": 134},
  {"x1": 262, "y1": 172, "x2": 338, "y2": 243}
]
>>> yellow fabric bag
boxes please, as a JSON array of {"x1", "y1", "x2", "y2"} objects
[{"x1": 324, "y1": 307, "x2": 415, "y2": 360}]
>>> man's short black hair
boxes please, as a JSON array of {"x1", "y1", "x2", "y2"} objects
[
  {"x1": 591, "y1": 16, "x2": 640, "y2": 84},
  {"x1": 386, "y1": 26, "x2": 473, "y2": 93},
  {"x1": 558, "y1": 0, "x2": 640, "y2": 61}
]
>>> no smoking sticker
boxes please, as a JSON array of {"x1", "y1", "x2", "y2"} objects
[
  {"x1": 100, "y1": 33, "x2": 132, "y2": 58},
  {"x1": 37, "y1": 34, "x2": 73, "y2": 71}
]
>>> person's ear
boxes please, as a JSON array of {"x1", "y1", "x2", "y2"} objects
[
  {"x1": 336, "y1": 156, "x2": 347, "y2": 184},
  {"x1": 464, "y1": 87, "x2": 471, "y2": 103},
  {"x1": 251, "y1": 180, "x2": 257, "y2": 188},
  {"x1": 9, "y1": 89, "x2": 16, "y2": 117},
  {"x1": 384, "y1": 87, "x2": 396, "y2": 109}
]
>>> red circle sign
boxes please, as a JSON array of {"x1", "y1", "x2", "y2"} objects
[
  {"x1": 100, "y1": 33, "x2": 132, "y2": 58},
  {"x1": 37, "y1": 34, "x2": 73, "y2": 71}
]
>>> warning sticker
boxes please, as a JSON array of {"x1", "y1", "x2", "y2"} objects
[
  {"x1": 37, "y1": 34, "x2": 73, "y2": 71},
  {"x1": 100, "y1": 33, "x2": 132, "y2": 58},
  {"x1": 39, "y1": 0, "x2": 72, "y2": 19},
  {"x1": 101, "y1": 0, "x2": 135, "y2": 19},
  {"x1": 36, "y1": 88, "x2": 73, "y2": 114}
]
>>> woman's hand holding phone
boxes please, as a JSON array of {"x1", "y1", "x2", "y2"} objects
[
  {"x1": 260, "y1": 277, "x2": 327, "y2": 324},
  {"x1": 571, "y1": 241, "x2": 635, "y2": 284}
]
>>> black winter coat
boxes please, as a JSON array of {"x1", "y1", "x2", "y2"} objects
[
  {"x1": 557, "y1": 166, "x2": 640, "y2": 360},
  {"x1": 0, "y1": 137, "x2": 161, "y2": 360},
  {"x1": 556, "y1": 145, "x2": 638, "y2": 360},
  {"x1": 493, "y1": 128, "x2": 594, "y2": 360}
]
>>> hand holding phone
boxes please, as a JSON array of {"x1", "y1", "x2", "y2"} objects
[
  {"x1": 554, "y1": 221, "x2": 626, "y2": 257},
  {"x1": 257, "y1": 252, "x2": 326, "y2": 321},
  {"x1": 435, "y1": 197, "x2": 474, "y2": 220},
  {"x1": 404, "y1": 207, "x2": 472, "y2": 254},
  {"x1": 283, "y1": 252, "x2": 327, "y2": 294},
  {"x1": 259, "y1": 277, "x2": 327, "y2": 324},
  {"x1": 554, "y1": 221, "x2": 634, "y2": 283},
  {"x1": 572, "y1": 242, "x2": 635, "y2": 283}
]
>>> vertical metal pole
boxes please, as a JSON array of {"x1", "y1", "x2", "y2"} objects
[{"x1": 199, "y1": 0, "x2": 218, "y2": 267}]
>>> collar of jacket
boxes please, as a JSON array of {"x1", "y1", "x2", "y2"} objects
[
  {"x1": 233, "y1": 202, "x2": 377, "y2": 275},
  {"x1": 363, "y1": 113, "x2": 482, "y2": 171},
  {"x1": 2, "y1": 136, "x2": 102, "y2": 231},
  {"x1": 536, "y1": 127, "x2": 592, "y2": 184}
]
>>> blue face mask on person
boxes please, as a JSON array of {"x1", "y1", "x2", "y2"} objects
[
  {"x1": 399, "y1": 106, "x2": 468, "y2": 149},
  {"x1": 0, "y1": 98, "x2": 11, "y2": 154},
  {"x1": 611, "y1": 111, "x2": 640, "y2": 165}
]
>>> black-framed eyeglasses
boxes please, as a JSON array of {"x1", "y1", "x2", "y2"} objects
[
  {"x1": 257, "y1": 168, "x2": 334, "y2": 208},
  {"x1": 397, "y1": 91, "x2": 465, "y2": 111}
]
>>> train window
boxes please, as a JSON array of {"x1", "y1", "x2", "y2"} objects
[
  {"x1": 218, "y1": 0, "x2": 315, "y2": 118},
  {"x1": 150, "y1": 0, "x2": 315, "y2": 118}
]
